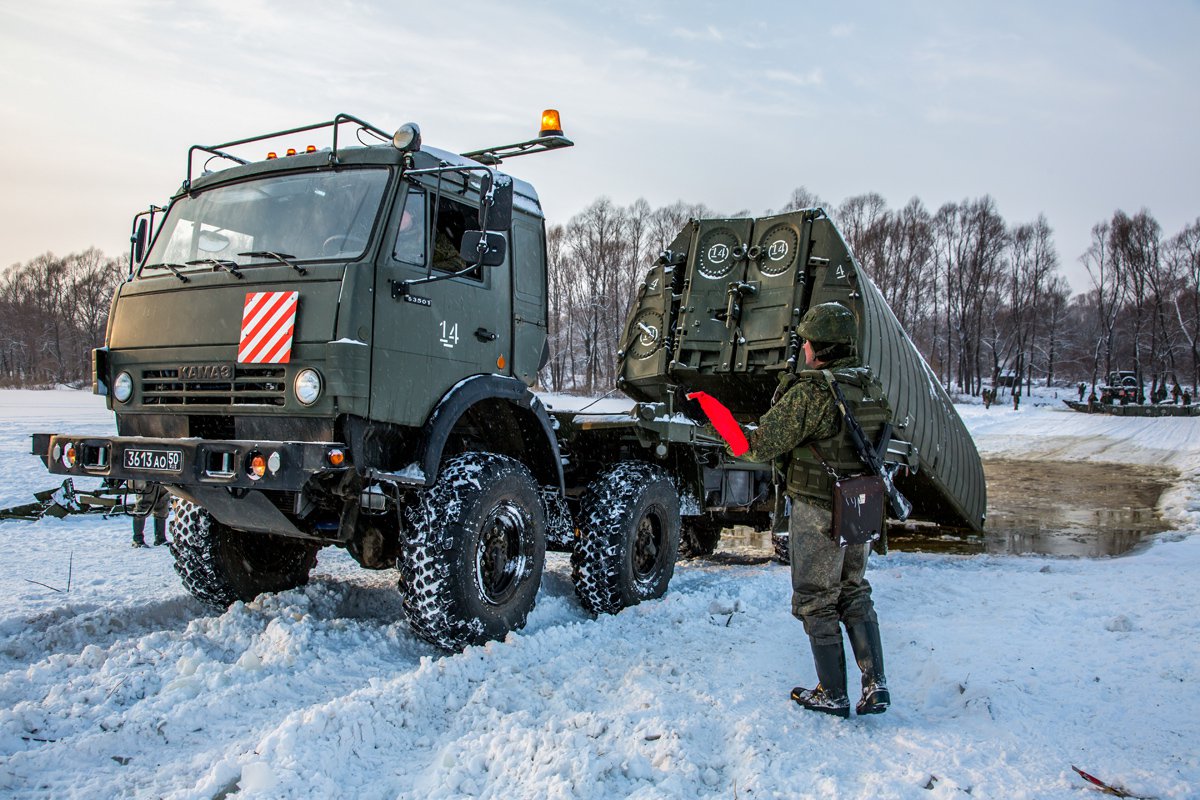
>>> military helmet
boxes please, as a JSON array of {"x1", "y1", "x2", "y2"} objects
[{"x1": 796, "y1": 302, "x2": 857, "y2": 344}]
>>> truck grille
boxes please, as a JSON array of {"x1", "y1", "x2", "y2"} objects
[{"x1": 141, "y1": 367, "x2": 287, "y2": 406}]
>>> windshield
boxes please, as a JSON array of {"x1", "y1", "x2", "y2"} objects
[{"x1": 144, "y1": 167, "x2": 389, "y2": 271}]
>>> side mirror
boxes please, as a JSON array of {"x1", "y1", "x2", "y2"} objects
[
  {"x1": 477, "y1": 172, "x2": 514, "y2": 232},
  {"x1": 131, "y1": 218, "x2": 148, "y2": 266},
  {"x1": 459, "y1": 231, "x2": 507, "y2": 267}
]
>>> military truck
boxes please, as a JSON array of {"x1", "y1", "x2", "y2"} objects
[{"x1": 31, "y1": 112, "x2": 984, "y2": 651}]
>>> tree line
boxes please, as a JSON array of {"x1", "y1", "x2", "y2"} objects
[
  {"x1": 0, "y1": 249, "x2": 126, "y2": 388},
  {"x1": 543, "y1": 190, "x2": 1200, "y2": 397},
  {"x1": 3, "y1": 198, "x2": 1198, "y2": 398}
]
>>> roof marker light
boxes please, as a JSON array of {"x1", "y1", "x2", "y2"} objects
[
  {"x1": 267, "y1": 151, "x2": 278, "y2": 160},
  {"x1": 286, "y1": 148, "x2": 297, "y2": 156},
  {"x1": 539, "y1": 109, "x2": 563, "y2": 138},
  {"x1": 306, "y1": 145, "x2": 317, "y2": 153}
]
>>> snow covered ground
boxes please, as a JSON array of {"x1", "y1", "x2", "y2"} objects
[{"x1": 1, "y1": 388, "x2": 1198, "y2": 799}]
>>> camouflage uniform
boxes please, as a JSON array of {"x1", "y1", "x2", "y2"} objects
[
  {"x1": 130, "y1": 481, "x2": 170, "y2": 547},
  {"x1": 724, "y1": 301, "x2": 892, "y2": 717},
  {"x1": 737, "y1": 356, "x2": 882, "y2": 646}
]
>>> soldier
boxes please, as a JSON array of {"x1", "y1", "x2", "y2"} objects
[
  {"x1": 130, "y1": 481, "x2": 170, "y2": 548},
  {"x1": 722, "y1": 302, "x2": 892, "y2": 718}
]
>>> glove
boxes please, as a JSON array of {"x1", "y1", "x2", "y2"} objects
[{"x1": 674, "y1": 387, "x2": 706, "y2": 424}]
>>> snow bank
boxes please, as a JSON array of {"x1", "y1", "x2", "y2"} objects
[{"x1": 1, "y1": 389, "x2": 1197, "y2": 798}]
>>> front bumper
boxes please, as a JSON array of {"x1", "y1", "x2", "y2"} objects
[{"x1": 31, "y1": 433, "x2": 351, "y2": 491}]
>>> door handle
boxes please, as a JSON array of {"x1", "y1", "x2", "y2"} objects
[{"x1": 474, "y1": 327, "x2": 497, "y2": 342}]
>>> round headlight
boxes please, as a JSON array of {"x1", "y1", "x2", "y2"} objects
[
  {"x1": 113, "y1": 371, "x2": 133, "y2": 403},
  {"x1": 294, "y1": 369, "x2": 322, "y2": 406},
  {"x1": 392, "y1": 122, "x2": 422, "y2": 152}
]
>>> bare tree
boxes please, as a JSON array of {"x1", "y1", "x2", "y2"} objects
[
  {"x1": 775, "y1": 186, "x2": 828, "y2": 214},
  {"x1": 1167, "y1": 217, "x2": 1200, "y2": 391},
  {"x1": 1081, "y1": 220, "x2": 1126, "y2": 385}
]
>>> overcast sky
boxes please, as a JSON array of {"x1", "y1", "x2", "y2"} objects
[{"x1": 1, "y1": 0, "x2": 1197, "y2": 292}]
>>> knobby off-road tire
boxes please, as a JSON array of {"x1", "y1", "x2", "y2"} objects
[
  {"x1": 399, "y1": 452, "x2": 547, "y2": 651},
  {"x1": 168, "y1": 498, "x2": 320, "y2": 609},
  {"x1": 678, "y1": 517, "x2": 722, "y2": 558},
  {"x1": 572, "y1": 462, "x2": 681, "y2": 615},
  {"x1": 772, "y1": 532, "x2": 791, "y2": 565}
]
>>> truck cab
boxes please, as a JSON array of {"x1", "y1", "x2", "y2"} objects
[{"x1": 35, "y1": 114, "x2": 579, "y2": 649}]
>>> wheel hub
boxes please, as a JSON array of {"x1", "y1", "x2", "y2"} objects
[
  {"x1": 475, "y1": 500, "x2": 530, "y2": 606},
  {"x1": 632, "y1": 508, "x2": 665, "y2": 584}
]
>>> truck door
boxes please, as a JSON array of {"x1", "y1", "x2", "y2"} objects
[{"x1": 371, "y1": 182, "x2": 511, "y2": 427}]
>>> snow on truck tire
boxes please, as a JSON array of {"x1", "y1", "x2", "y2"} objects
[
  {"x1": 168, "y1": 498, "x2": 320, "y2": 608},
  {"x1": 572, "y1": 461, "x2": 681, "y2": 615},
  {"x1": 399, "y1": 452, "x2": 546, "y2": 651}
]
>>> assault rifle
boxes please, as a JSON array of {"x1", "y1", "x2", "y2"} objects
[{"x1": 821, "y1": 371, "x2": 912, "y2": 522}]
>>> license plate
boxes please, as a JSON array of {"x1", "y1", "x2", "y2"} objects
[{"x1": 124, "y1": 448, "x2": 183, "y2": 473}]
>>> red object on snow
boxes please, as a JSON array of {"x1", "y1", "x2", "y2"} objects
[{"x1": 687, "y1": 392, "x2": 749, "y2": 456}]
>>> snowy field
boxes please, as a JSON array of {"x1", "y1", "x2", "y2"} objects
[{"x1": 2, "y1": 389, "x2": 1199, "y2": 799}]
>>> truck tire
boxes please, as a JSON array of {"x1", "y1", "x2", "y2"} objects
[
  {"x1": 679, "y1": 518, "x2": 722, "y2": 558},
  {"x1": 572, "y1": 462, "x2": 681, "y2": 615},
  {"x1": 772, "y1": 532, "x2": 790, "y2": 565},
  {"x1": 399, "y1": 452, "x2": 546, "y2": 650},
  {"x1": 168, "y1": 498, "x2": 320, "y2": 609}
]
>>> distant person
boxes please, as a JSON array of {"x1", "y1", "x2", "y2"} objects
[
  {"x1": 1087, "y1": 390, "x2": 1097, "y2": 412},
  {"x1": 1172, "y1": 383, "x2": 1182, "y2": 404},
  {"x1": 1184, "y1": 391, "x2": 1192, "y2": 407},
  {"x1": 130, "y1": 481, "x2": 169, "y2": 547},
  {"x1": 1013, "y1": 392, "x2": 1020, "y2": 411},
  {"x1": 982, "y1": 388, "x2": 992, "y2": 409},
  {"x1": 1078, "y1": 382, "x2": 1086, "y2": 401}
]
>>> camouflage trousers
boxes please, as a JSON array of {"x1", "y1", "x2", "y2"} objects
[{"x1": 788, "y1": 500, "x2": 878, "y2": 645}]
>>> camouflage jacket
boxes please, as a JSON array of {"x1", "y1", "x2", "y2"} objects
[
  {"x1": 728, "y1": 356, "x2": 890, "y2": 509},
  {"x1": 736, "y1": 356, "x2": 857, "y2": 465}
]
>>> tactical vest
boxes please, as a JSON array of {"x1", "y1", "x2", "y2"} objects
[{"x1": 785, "y1": 366, "x2": 891, "y2": 506}]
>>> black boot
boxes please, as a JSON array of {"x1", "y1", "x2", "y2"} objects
[
  {"x1": 132, "y1": 518, "x2": 147, "y2": 548},
  {"x1": 791, "y1": 641, "x2": 850, "y2": 718},
  {"x1": 847, "y1": 620, "x2": 890, "y2": 715},
  {"x1": 152, "y1": 517, "x2": 168, "y2": 546}
]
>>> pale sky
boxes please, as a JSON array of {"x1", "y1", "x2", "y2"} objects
[{"x1": 2, "y1": 0, "x2": 1197, "y2": 292}]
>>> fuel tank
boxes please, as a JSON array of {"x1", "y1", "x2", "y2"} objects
[{"x1": 616, "y1": 209, "x2": 985, "y2": 531}]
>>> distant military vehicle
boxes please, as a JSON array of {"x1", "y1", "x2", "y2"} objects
[
  {"x1": 30, "y1": 113, "x2": 984, "y2": 652},
  {"x1": 1100, "y1": 371, "x2": 1140, "y2": 404}
]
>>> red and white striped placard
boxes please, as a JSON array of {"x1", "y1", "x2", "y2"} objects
[{"x1": 238, "y1": 290, "x2": 298, "y2": 364}]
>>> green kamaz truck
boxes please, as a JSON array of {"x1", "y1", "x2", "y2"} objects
[{"x1": 30, "y1": 113, "x2": 984, "y2": 651}]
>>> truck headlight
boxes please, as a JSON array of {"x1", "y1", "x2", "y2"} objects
[
  {"x1": 294, "y1": 369, "x2": 322, "y2": 406},
  {"x1": 113, "y1": 371, "x2": 133, "y2": 403}
]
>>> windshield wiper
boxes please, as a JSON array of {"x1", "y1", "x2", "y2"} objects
[
  {"x1": 139, "y1": 262, "x2": 190, "y2": 283},
  {"x1": 186, "y1": 259, "x2": 244, "y2": 279},
  {"x1": 238, "y1": 251, "x2": 307, "y2": 275}
]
